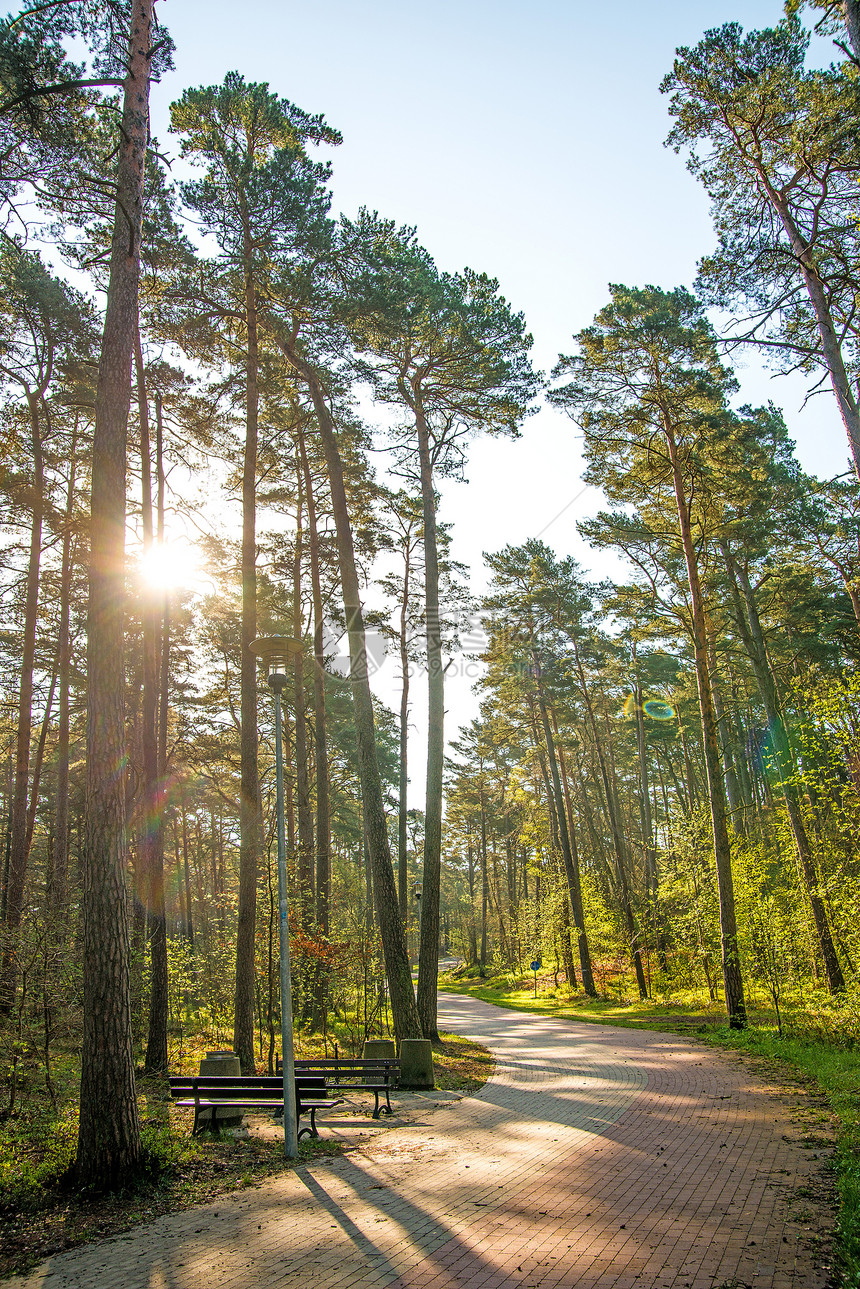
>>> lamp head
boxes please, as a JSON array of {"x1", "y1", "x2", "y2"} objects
[{"x1": 249, "y1": 636, "x2": 302, "y2": 693}]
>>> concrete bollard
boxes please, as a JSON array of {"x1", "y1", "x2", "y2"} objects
[
  {"x1": 199, "y1": 1050, "x2": 243, "y2": 1128},
  {"x1": 399, "y1": 1037, "x2": 434, "y2": 1089},
  {"x1": 363, "y1": 1037, "x2": 397, "y2": 1086},
  {"x1": 362, "y1": 1038, "x2": 396, "y2": 1060}
]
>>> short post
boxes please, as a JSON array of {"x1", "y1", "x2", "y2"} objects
[
  {"x1": 531, "y1": 957, "x2": 542, "y2": 998},
  {"x1": 251, "y1": 636, "x2": 302, "y2": 1159}
]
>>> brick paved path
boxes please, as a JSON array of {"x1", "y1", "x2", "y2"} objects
[{"x1": 7, "y1": 994, "x2": 834, "y2": 1289}]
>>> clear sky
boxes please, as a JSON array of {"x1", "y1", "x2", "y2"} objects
[{"x1": 150, "y1": 0, "x2": 851, "y2": 783}]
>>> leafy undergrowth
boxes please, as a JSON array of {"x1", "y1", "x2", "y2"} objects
[
  {"x1": 441, "y1": 968, "x2": 860, "y2": 1288},
  {"x1": 0, "y1": 1031, "x2": 493, "y2": 1278}
]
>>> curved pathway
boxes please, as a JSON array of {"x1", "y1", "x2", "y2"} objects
[{"x1": 8, "y1": 994, "x2": 834, "y2": 1289}]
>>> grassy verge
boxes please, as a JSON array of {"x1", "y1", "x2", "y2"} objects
[
  {"x1": 441, "y1": 970, "x2": 860, "y2": 1288},
  {"x1": 0, "y1": 1030, "x2": 493, "y2": 1279},
  {"x1": 432, "y1": 1031, "x2": 495, "y2": 1092}
]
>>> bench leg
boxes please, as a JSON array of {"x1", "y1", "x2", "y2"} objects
[
  {"x1": 193, "y1": 1107, "x2": 219, "y2": 1137},
  {"x1": 371, "y1": 1089, "x2": 392, "y2": 1120},
  {"x1": 297, "y1": 1108, "x2": 318, "y2": 1141}
]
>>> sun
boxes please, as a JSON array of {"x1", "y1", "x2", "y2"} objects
[{"x1": 139, "y1": 541, "x2": 201, "y2": 592}]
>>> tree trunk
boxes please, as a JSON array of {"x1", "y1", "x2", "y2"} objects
[
  {"x1": 707, "y1": 633, "x2": 745, "y2": 837},
  {"x1": 51, "y1": 418, "x2": 77, "y2": 911},
  {"x1": 559, "y1": 893, "x2": 577, "y2": 988},
  {"x1": 414, "y1": 401, "x2": 443, "y2": 1042},
  {"x1": 25, "y1": 663, "x2": 56, "y2": 862},
  {"x1": 297, "y1": 429, "x2": 330, "y2": 938},
  {"x1": 136, "y1": 332, "x2": 168, "y2": 1075},
  {"x1": 664, "y1": 418, "x2": 746, "y2": 1029},
  {"x1": 397, "y1": 535, "x2": 412, "y2": 924},
  {"x1": 276, "y1": 346, "x2": 420, "y2": 1042},
  {"x1": 76, "y1": 0, "x2": 153, "y2": 1186},
  {"x1": 466, "y1": 832, "x2": 478, "y2": 965},
  {"x1": 758, "y1": 169, "x2": 860, "y2": 476},
  {"x1": 631, "y1": 644, "x2": 668, "y2": 968},
  {"x1": 479, "y1": 785, "x2": 489, "y2": 975},
  {"x1": 180, "y1": 795, "x2": 193, "y2": 947},
  {"x1": 234, "y1": 212, "x2": 263, "y2": 1074},
  {"x1": 844, "y1": 0, "x2": 860, "y2": 60},
  {"x1": 291, "y1": 465, "x2": 314, "y2": 927}
]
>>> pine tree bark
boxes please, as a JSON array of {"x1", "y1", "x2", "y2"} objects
[
  {"x1": 567, "y1": 637, "x2": 648, "y2": 999},
  {"x1": 136, "y1": 333, "x2": 168, "y2": 1074},
  {"x1": 76, "y1": 0, "x2": 154, "y2": 1186},
  {"x1": 234, "y1": 205, "x2": 263, "y2": 1074},
  {"x1": 297, "y1": 429, "x2": 330, "y2": 938},
  {"x1": 465, "y1": 831, "x2": 478, "y2": 965},
  {"x1": 414, "y1": 400, "x2": 442, "y2": 1042},
  {"x1": 51, "y1": 418, "x2": 78, "y2": 912},
  {"x1": 479, "y1": 784, "x2": 489, "y2": 975},
  {"x1": 845, "y1": 0, "x2": 860, "y2": 59},
  {"x1": 707, "y1": 636, "x2": 745, "y2": 837},
  {"x1": 396, "y1": 533, "x2": 413, "y2": 924}
]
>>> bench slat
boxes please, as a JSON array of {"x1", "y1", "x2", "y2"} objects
[{"x1": 168, "y1": 1073, "x2": 344, "y2": 1138}]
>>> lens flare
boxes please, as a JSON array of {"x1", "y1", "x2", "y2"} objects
[
  {"x1": 643, "y1": 699, "x2": 676, "y2": 721},
  {"x1": 622, "y1": 693, "x2": 637, "y2": 718}
]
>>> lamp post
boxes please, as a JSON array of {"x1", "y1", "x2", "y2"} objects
[
  {"x1": 413, "y1": 882, "x2": 422, "y2": 973},
  {"x1": 250, "y1": 635, "x2": 302, "y2": 1159}
]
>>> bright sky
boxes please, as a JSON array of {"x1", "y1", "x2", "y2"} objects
[{"x1": 150, "y1": 0, "x2": 852, "y2": 787}]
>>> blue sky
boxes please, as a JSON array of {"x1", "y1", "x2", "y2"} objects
[{"x1": 150, "y1": 0, "x2": 851, "y2": 754}]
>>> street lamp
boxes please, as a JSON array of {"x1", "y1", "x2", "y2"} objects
[{"x1": 250, "y1": 635, "x2": 302, "y2": 1159}]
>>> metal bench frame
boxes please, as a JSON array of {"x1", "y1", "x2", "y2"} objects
[
  {"x1": 284, "y1": 1057, "x2": 401, "y2": 1120},
  {"x1": 168, "y1": 1073, "x2": 343, "y2": 1139}
]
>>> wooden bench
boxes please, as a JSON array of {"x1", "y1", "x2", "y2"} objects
[
  {"x1": 168, "y1": 1073, "x2": 343, "y2": 1139},
  {"x1": 277, "y1": 1056, "x2": 401, "y2": 1120}
]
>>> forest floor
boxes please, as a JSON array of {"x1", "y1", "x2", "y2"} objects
[
  {"x1": 440, "y1": 969, "x2": 860, "y2": 1287},
  {"x1": 0, "y1": 1031, "x2": 493, "y2": 1279}
]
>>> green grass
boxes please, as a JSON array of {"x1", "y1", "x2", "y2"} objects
[{"x1": 441, "y1": 969, "x2": 860, "y2": 1287}]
